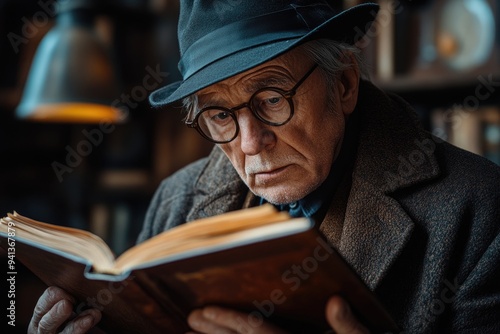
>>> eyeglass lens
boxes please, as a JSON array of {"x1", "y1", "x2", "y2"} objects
[
  {"x1": 197, "y1": 88, "x2": 292, "y2": 142},
  {"x1": 190, "y1": 64, "x2": 318, "y2": 143}
]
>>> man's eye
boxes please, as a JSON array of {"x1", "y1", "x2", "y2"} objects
[
  {"x1": 266, "y1": 97, "x2": 282, "y2": 105},
  {"x1": 213, "y1": 111, "x2": 229, "y2": 120},
  {"x1": 254, "y1": 91, "x2": 285, "y2": 110},
  {"x1": 261, "y1": 96, "x2": 286, "y2": 111},
  {"x1": 207, "y1": 110, "x2": 231, "y2": 123}
]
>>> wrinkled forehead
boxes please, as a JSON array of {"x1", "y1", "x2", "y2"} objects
[{"x1": 195, "y1": 47, "x2": 311, "y2": 98}]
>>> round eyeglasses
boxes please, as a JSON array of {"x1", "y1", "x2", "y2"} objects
[{"x1": 185, "y1": 64, "x2": 318, "y2": 143}]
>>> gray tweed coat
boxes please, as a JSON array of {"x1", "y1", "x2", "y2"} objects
[{"x1": 138, "y1": 81, "x2": 500, "y2": 333}]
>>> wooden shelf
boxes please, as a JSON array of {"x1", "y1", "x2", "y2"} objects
[{"x1": 374, "y1": 72, "x2": 500, "y2": 107}]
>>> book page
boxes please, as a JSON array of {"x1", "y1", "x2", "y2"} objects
[
  {"x1": 0, "y1": 205, "x2": 294, "y2": 274},
  {"x1": 113, "y1": 217, "x2": 310, "y2": 274},
  {"x1": 114, "y1": 205, "x2": 292, "y2": 271},
  {"x1": 0, "y1": 213, "x2": 115, "y2": 272}
]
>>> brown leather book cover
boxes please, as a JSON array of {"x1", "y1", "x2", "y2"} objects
[
  {"x1": 0, "y1": 205, "x2": 400, "y2": 333},
  {"x1": 0, "y1": 219, "x2": 399, "y2": 333}
]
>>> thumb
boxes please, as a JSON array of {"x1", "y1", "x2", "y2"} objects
[{"x1": 325, "y1": 295, "x2": 369, "y2": 334}]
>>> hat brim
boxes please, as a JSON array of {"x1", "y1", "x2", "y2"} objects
[{"x1": 150, "y1": 3, "x2": 379, "y2": 108}]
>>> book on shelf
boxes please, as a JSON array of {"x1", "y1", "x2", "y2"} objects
[
  {"x1": 482, "y1": 107, "x2": 500, "y2": 165},
  {"x1": 430, "y1": 106, "x2": 500, "y2": 166},
  {"x1": 0, "y1": 205, "x2": 399, "y2": 334}
]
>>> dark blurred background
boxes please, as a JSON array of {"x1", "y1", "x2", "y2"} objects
[
  {"x1": 0, "y1": 0, "x2": 216, "y2": 330},
  {"x1": 0, "y1": 0, "x2": 499, "y2": 331}
]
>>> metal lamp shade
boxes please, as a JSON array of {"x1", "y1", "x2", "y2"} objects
[{"x1": 16, "y1": 10, "x2": 124, "y2": 123}]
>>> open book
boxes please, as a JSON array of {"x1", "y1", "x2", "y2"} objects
[{"x1": 0, "y1": 205, "x2": 399, "y2": 333}]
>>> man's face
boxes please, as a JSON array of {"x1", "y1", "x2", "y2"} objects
[{"x1": 195, "y1": 48, "x2": 358, "y2": 204}]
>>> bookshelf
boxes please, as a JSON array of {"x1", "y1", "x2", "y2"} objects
[{"x1": 355, "y1": 0, "x2": 500, "y2": 165}]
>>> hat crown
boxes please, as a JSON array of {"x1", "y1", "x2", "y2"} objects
[
  {"x1": 177, "y1": 0, "x2": 342, "y2": 79},
  {"x1": 148, "y1": 1, "x2": 379, "y2": 107},
  {"x1": 178, "y1": 0, "x2": 336, "y2": 55}
]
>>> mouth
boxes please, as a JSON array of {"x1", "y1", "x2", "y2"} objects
[{"x1": 253, "y1": 165, "x2": 290, "y2": 182}]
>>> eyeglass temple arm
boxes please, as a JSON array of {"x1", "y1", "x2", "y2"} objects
[{"x1": 291, "y1": 63, "x2": 318, "y2": 92}]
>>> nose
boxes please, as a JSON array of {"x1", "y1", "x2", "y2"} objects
[{"x1": 237, "y1": 111, "x2": 276, "y2": 155}]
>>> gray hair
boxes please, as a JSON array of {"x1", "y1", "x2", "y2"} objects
[
  {"x1": 298, "y1": 39, "x2": 369, "y2": 111},
  {"x1": 299, "y1": 38, "x2": 369, "y2": 84},
  {"x1": 182, "y1": 39, "x2": 368, "y2": 117}
]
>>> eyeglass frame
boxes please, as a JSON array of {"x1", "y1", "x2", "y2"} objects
[{"x1": 185, "y1": 63, "x2": 319, "y2": 144}]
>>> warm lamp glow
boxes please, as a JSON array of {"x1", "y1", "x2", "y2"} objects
[
  {"x1": 24, "y1": 103, "x2": 125, "y2": 123},
  {"x1": 16, "y1": 3, "x2": 123, "y2": 123}
]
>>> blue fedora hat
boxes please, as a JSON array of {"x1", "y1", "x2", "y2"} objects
[{"x1": 149, "y1": 1, "x2": 379, "y2": 107}]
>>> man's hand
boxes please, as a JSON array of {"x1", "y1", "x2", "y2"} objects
[
  {"x1": 187, "y1": 295, "x2": 368, "y2": 334},
  {"x1": 187, "y1": 305, "x2": 288, "y2": 334},
  {"x1": 325, "y1": 295, "x2": 369, "y2": 334},
  {"x1": 28, "y1": 286, "x2": 102, "y2": 334}
]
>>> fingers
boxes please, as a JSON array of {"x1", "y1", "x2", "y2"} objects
[
  {"x1": 187, "y1": 306, "x2": 288, "y2": 334},
  {"x1": 325, "y1": 296, "x2": 369, "y2": 334},
  {"x1": 60, "y1": 308, "x2": 102, "y2": 334},
  {"x1": 29, "y1": 286, "x2": 75, "y2": 333},
  {"x1": 38, "y1": 299, "x2": 74, "y2": 333},
  {"x1": 28, "y1": 286, "x2": 101, "y2": 334},
  {"x1": 188, "y1": 308, "x2": 238, "y2": 334}
]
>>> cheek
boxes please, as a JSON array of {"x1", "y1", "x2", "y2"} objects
[
  {"x1": 310, "y1": 123, "x2": 345, "y2": 176},
  {"x1": 218, "y1": 143, "x2": 247, "y2": 176},
  {"x1": 319, "y1": 114, "x2": 346, "y2": 151},
  {"x1": 291, "y1": 106, "x2": 346, "y2": 163}
]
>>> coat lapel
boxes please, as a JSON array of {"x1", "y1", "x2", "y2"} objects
[
  {"x1": 322, "y1": 81, "x2": 441, "y2": 290},
  {"x1": 338, "y1": 181, "x2": 415, "y2": 290}
]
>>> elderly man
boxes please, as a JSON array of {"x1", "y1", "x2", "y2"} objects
[{"x1": 29, "y1": 1, "x2": 500, "y2": 333}]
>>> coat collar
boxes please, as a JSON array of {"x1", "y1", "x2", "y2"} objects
[
  {"x1": 321, "y1": 81, "x2": 441, "y2": 289},
  {"x1": 353, "y1": 81, "x2": 440, "y2": 194}
]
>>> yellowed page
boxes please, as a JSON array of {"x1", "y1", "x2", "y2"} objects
[
  {"x1": 0, "y1": 213, "x2": 115, "y2": 272},
  {"x1": 115, "y1": 205, "x2": 290, "y2": 267},
  {"x1": 0, "y1": 205, "x2": 291, "y2": 274}
]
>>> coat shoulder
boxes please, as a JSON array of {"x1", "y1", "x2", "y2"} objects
[
  {"x1": 437, "y1": 139, "x2": 500, "y2": 200},
  {"x1": 137, "y1": 156, "x2": 210, "y2": 242}
]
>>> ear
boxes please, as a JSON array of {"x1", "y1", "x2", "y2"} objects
[{"x1": 337, "y1": 53, "x2": 360, "y2": 116}]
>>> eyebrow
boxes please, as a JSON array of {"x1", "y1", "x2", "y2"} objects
[
  {"x1": 197, "y1": 73, "x2": 294, "y2": 108},
  {"x1": 244, "y1": 75, "x2": 293, "y2": 94},
  {"x1": 196, "y1": 97, "x2": 222, "y2": 110}
]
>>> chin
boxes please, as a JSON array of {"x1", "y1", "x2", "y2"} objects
[{"x1": 253, "y1": 185, "x2": 313, "y2": 205}]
